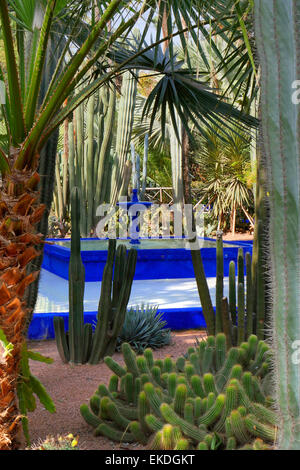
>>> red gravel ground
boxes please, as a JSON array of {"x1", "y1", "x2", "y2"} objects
[
  {"x1": 216, "y1": 232, "x2": 254, "y2": 242},
  {"x1": 26, "y1": 330, "x2": 207, "y2": 450}
]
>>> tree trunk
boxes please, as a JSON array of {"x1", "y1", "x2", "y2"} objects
[{"x1": 0, "y1": 168, "x2": 45, "y2": 449}]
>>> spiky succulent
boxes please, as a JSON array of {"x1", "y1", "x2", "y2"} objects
[{"x1": 80, "y1": 333, "x2": 277, "y2": 450}]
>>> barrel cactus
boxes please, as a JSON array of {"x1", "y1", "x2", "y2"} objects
[{"x1": 80, "y1": 333, "x2": 277, "y2": 449}]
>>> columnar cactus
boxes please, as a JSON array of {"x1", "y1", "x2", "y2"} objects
[
  {"x1": 110, "y1": 70, "x2": 138, "y2": 205},
  {"x1": 88, "y1": 240, "x2": 138, "y2": 364},
  {"x1": 81, "y1": 334, "x2": 276, "y2": 449},
  {"x1": 54, "y1": 69, "x2": 140, "y2": 235},
  {"x1": 54, "y1": 187, "x2": 86, "y2": 363},
  {"x1": 215, "y1": 231, "x2": 224, "y2": 334},
  {"x1": 254, "y1": 0, "x2": 300, "y2": 449},
  {"x1": 53, "y1": 84, "x2": 116, "y2": 237},
  {"x1": 54, "y1": 188, "x2": 137, "y2": 364},
  {"x1": 94, "y1": 86, "x2": 116, "y2": 210}
]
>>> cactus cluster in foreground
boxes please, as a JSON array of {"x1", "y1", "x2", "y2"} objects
[{"x1": 80, "y1": 333, "x2": 277, "y2": 450}]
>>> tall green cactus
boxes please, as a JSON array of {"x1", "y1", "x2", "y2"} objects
[
  {"x1": 88, "y1": 239, "x2": 138, "y2": 364},
  {"x1": 170, "y1": 110, "x2": 184, "y2": 204},
  {"x1": 190, "y1": 244, "x2": 216, "y2": 337},
  {"x1": 53, "y1": 70, "x2": 139, "y2": 235},
  {"x1": 54, "y1": 188, "x2": 137, "y2": 364},
  {"x1": 215, "y1": 231, "x2": 224, "y2": 334},
  {"x1": 53, "y1": 187, "x2": 86, "y2": 364},
  {"x1": 254, "y1": 0, "x2": 300, "y2": 449},
  {"x1": 140, "y1": 133, "x2": 149, "y2": 200},
  {"x1": 53, "y1": 84, "x2": 116, "y2": 237},
  {"x1": 94, "y1": 86, "x2": 116, "y2": 209},
  {"x1": 111, "y1": 70, "x2": 138, "y2": 204},
  {"x1": 192, "y1": 231, "x2": 258, "y2": 345}
]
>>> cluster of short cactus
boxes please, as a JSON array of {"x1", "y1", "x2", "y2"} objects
[
  {"x1": 29, "y1": 434, "x2": 79, "y2": 451},
  {"x1": 80, "y1": 333, "x2": 276, "y2": 450}
]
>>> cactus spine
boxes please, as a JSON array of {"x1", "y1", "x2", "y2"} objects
[
  {"x1": 54, "y1": 187, "x2": 85, "y2": 364},
  {"x1": 111, "y1": 71, "x2": 138, "y2": 204}
]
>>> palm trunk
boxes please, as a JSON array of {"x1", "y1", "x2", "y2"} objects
[
  {"x1": 230, "y1": 204, "x2": 236, "y2": 235},
  {"x1": 217, "y1": 214, "x2": 222, "y2": 231},
  {"x1": 24, "y1": 33, "x2": 63, "y2": 328},
  {"x1": 0, "y1": 168, "x2": 44, "y2": 449}
]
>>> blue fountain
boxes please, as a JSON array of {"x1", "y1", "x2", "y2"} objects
[{"x1": 117, "y1": 189, "x2": 153, "y2": 244}]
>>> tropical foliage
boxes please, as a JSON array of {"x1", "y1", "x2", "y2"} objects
[{"x1": 191, "y1": 127, "x2": 254, "y2": 233}]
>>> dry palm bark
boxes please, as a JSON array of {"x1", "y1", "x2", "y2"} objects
[{"x1": 0, "y1": 162, "x2": 45, "y2": 449}]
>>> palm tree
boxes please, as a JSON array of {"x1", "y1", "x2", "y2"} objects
[{"x1": 192, "y1": 126, "x2": 254, "y2": 234}]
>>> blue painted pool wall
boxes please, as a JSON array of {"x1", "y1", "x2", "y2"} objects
[{"x1": 42, "y1": 237, "x2": 253, "y2": 281}]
